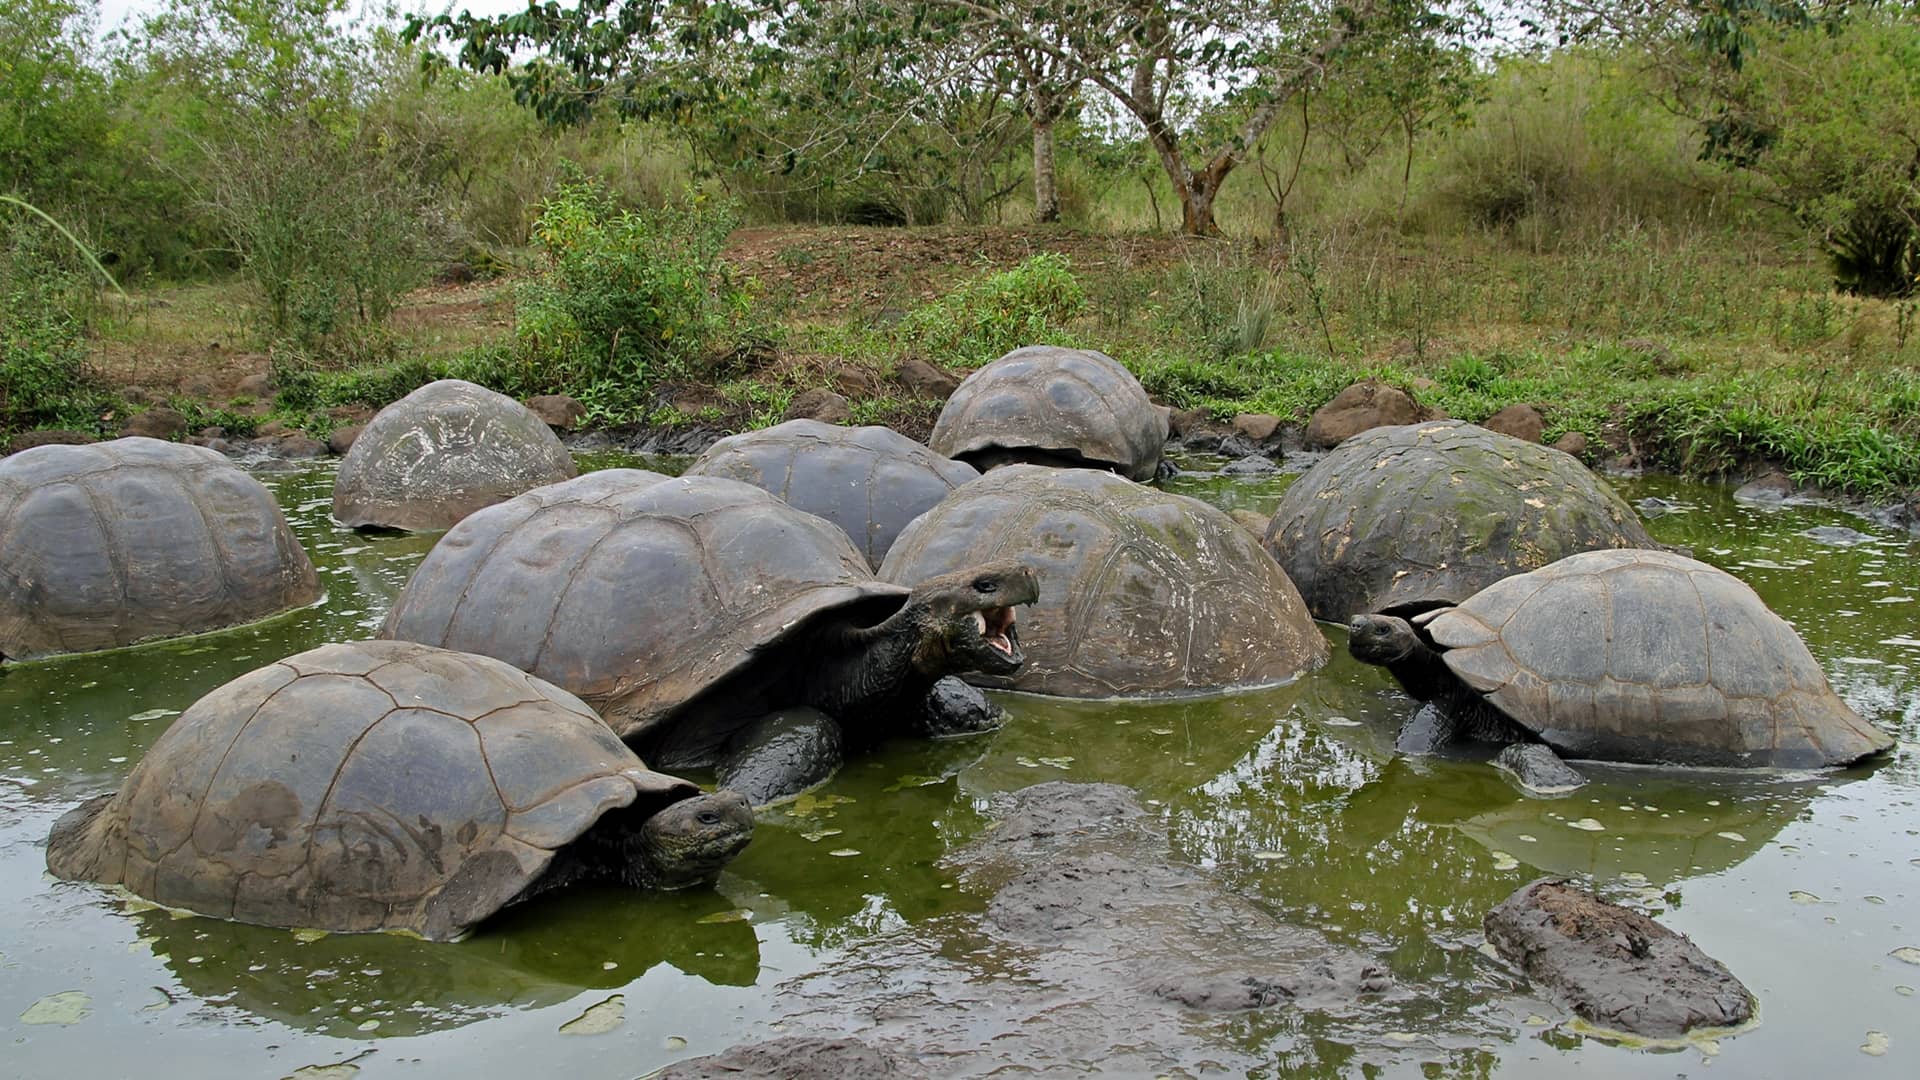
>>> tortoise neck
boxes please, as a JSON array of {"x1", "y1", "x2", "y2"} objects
[
  {"x1": 803, "y1": 596, "x2": 938, "y2": 728},
  {"x1": 1385, "y1": 635, "x2": 1456, "y2": 702}
]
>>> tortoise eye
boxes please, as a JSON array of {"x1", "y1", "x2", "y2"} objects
[
  {"x1": 973, "y1": 577, "x2": 997, "y2": 593},
  {"x1": 697, "y1": 810, "x2": 721, "y2": 825}
]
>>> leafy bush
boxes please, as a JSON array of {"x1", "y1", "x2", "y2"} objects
[
  {"x1": 514, "y1": 175, "x2": 746, "y2": 414},
  {"x1": 900, "y1": 253, "x2": 1086, "y2": 364},
  {"x1": 0, "y1": 210, "x2": 112, "y2": 433}
]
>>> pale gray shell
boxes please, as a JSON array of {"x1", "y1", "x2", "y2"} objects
[
  {"x1": 331, "y1": 379, "x2": 576, "y2": 531},
  {"x1": 1, "y1": 437, "x2": 321, "y2": 660},
  {"x1": 880, "y1": 465, "x2": 1327, "y2": 697},
  {"x1": 929, "y1": 346, "x2": 1168, "y2": 480},
  {"x1": 1425, "y1": 548, "x2": 1893, "y2": 768},
  {"x1": 45, "y1": 640, "x2": 697, "y2": 941}
]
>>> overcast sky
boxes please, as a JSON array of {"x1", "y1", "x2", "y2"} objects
[{"x1": 90, "y1": 0, "x2": 532, "y2": 37}]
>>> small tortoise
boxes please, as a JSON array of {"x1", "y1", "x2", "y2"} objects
[
  {"x1": 45, "y1": 640, "x2": 753, "y2": 941},
  {"x1": 382, "y1": 472, "x2": 1037, "y2": 806},
  {"x1": 684, "y1": 419, "x2": 979, "y2": 568},
  {"x1": 1266, "y1": 420, "x2": 1658, "y2": 622},
  {"x1": 332, "y1": 379, "x2": 576, "y2": 531},
  {"x1": 1, "y1": 437, "x2": 321, "y2": 661},
  {"x1": 929, "y1": 346, "x2": 1169, "y2": 480},
  {"x1": 1348, "y1": 548, "x2": 1895, "y2": 791},
  {"x1": 880, "y1": 465, "x2": 1328, "y2": 697}
]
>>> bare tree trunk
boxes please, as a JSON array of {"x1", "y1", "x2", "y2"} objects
[{"x1": 1031, "y1": 107, "x2": 1060, "y2": 223}]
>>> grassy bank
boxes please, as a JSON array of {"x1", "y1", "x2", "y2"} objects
[{"x1": 30, "y1": 220, "x2": 1920, "y2": 503}]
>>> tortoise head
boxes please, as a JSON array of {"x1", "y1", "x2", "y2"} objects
[
  {"x1": 905, "y1": 561, "x2": 1040, "y2": 677},
  {"x1": 1346, "y1": 613, "x2": 1422, "y2": 667},
  {"x1": 630, "y1": 790, "x2": 755, "y2": 890}
]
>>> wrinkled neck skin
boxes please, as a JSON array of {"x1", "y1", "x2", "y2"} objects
[
  {"x1": 1378, "y1": 635, "x2": 1457, "y2": 704},
  {"x1": 800, "y1": 597, "x2": 942, "y2": 739}
]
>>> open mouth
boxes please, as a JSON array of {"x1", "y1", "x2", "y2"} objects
[{"x1": 972, "y1": 606, "x2": 1019, "y2": 658}]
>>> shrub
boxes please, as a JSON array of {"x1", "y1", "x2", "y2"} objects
[
  {"x1": 0, "y1": 208, "x2": 113, "y2": 433},
  {"x1": 899, "y1": 253, "x2": 1086, "y2": 364},
  {"x1": 514, "y1": 174, "x2": 746, "y2": 415}
]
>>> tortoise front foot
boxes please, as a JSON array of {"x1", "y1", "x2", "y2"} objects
[
  {"x1": 917, "y1": 676, "x2": 1007, "y2": 738},
  {"x1": 1493, "y1": 743, "x2": 1586, "y2": 795},
  {"x1": 1395, "y1": 703, "x2": 1456, "y2": 755},
  {"x1": 716, "y1": 708, "x2": 844, "y2": 808}
]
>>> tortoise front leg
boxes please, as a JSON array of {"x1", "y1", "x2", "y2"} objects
[{"x1": 715, "y1": 708, "x2": 845, "y2": 808}]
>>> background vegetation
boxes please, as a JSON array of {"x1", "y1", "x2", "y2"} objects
[{"x1": 2, "y1": 0, "x2": 1916, "y2": 497}]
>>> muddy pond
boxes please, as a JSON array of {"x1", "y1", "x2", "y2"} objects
[{"x1": 3, "y1": 451, "x2": 1916, "y2": 1077}]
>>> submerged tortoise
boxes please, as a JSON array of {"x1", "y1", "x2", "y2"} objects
[
  {"x1": 382, "y1": 471, "x2": 1038, "y2": 806},
  {"x1": 684, "y1": 419, "x2": 979, "y2": 568},
  {"x1": 1347, "y1": 548, "x2": 1895, "y2": 791},
  {"x1": 45, "y1": 640, "x2": 753, "y2": 941},
  {"x1": 880, "y1": 465, "x2": 1328, "y2": 698},
  {"x1": 929, "y1": 346, "x2": 1169, "y2": 481},
  {"x1": 332, "y1": 379, "x2": 576, "y2": 531},
  {"x1": 1, "y1": 437, "x2": 321, "y2": 661},
  {"x1": 1265, "y1": 420, "x2": 1658, "y2": 622}
]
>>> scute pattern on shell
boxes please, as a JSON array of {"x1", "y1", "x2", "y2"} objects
[
  {"x1": 44, "y1": 640, "x2": 694, "y2": 941},
  {"x1": 0, "y1": 437, "x2": 321, "y2": 660},
  {"x1": 381, "y1": 471, "x2": 910, "y2": 743},
  {"x1": 1426, "y1": 548, "x2": 1894, "y2": 767},
  {"x1": 1264, "y1": 420, "x2": 1657, "y2": 621},
  {"x1": 331, "y1": 379, "x2": 577, "y2": 531},
  {"x1": 685, "y1": 419, "x2": 979, "y2": 567},
  {"x1": 929, "y1": 346, "x2": 1168, "y2": 481},
  {"x1": 880, "y1": 465, "x2": 1328, "y2": 697}
]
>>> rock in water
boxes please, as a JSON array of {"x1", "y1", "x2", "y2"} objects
[
  {"x1": 657, "y1": 1037, "x2": 915, "y2": 1079},
  {"x1": 1484, "y1": 878, "x2": 1754, "y2": 1037}
]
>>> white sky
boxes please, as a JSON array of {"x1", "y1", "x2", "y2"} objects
[{"x1": 90, "y1": 0, "x2": 532, "y2": 38}]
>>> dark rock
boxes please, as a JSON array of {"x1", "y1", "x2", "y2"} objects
[
  {"x1": 181, "y1": 375, "x2": 220, "y2": 399},
  {"x1": 257, "y1": 419, "x2": 295, "y2": 439},
  {"x1": 4, "y1": 429, "x2": 96, "y2": 456},
  {"x1": 121, "y1": 385, "x2": 164, "y2": 406},
  {"x1": 1484, "y1": 878, "x2": 1753, "y2": 1037},
  {"x1": 1635, "y1": 496, "x2": 1684, "y2": 518},
  {"x1": 1232, "y1": 412, "x2": 1282, "y2": 442},
  {"x1": 1482, "y1": 403, "x2": 1544, "y2": 443},
  {"x1": 1734, "y1": 471, "x2": 1794, "y2": 505},
  {"x1": 272, "y1": 435, "x2": 328, "y2": 459},
  {"x1": 829, "y1": 366, "x2": 882, "y2": 398},
  {"x1": 896, "y1": 357, "x2": 960, "y2": 400},
  {"x1": 1799, "y1": 525, "x2": 1876, "y2": 547},
  {"x1": 326, "y1": 424, "x2": 363, "y2": 456},
  {"x1": 1304, "y1": 380, "x2": 1424, "y2": 449},
  {"x1": 1551, "y1": 432, "x2": 1590, "y2": 460},
  {"x1": 197, "y1": 426, "x2": 228, "y2": 440},
  {"x1": 233, "y1": 373, "x2": 273, "y2": 400},
  {"x1": 1214, "y1": 433, "x2": 1262, "y2": 459},
  {"x1": 1167, "y1": 408, "x2": 1209, "y2": 439},
  {"x1": 525, "y1": 394, "x2": 586, "y2": 432},
  {"x1": 784, "y1": 388, "x2": 851, "y2": 425},
  {"x1": 186, "y1": 436, "x2": 232, "y2": 454},
  {"x1": 656, "y1": 1038, "x2": 915, "y2": 1080},
  {"x1": 121, "y1": 407, "x2": 188, "y2": 441},
  {"x1": 1221, "y1": 454, "x2": 1279, "y2": 476}
]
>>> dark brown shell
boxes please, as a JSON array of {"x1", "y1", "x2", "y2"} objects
[
  {"x1": 381, "y1": 471, "x2": 908, "y2": 744},
  {"x1": 929, "y1": 346, "x2": 1168, "y2": 480},
  {"x1": 879, "y1": 465, "x2": 1328, "y2": 697},
  {"x1": 1426, "y1": 549, "x2": 1894, "y2": 768},
  {"x1": 331, "y1": 379, "x2": 576, "y2": 531},
  {"x1": 45, "y1": 640, "x2": 698, "y2": 941},
  {"x1": 0, "y1": 437, "x2": 321, "y2": 660},
  {"x1": 684, "y1": 419, "x2": 978, "y2": 567},
  {"x1": 1265, "y1": 420, "x2": 1658, "y2": 621}
]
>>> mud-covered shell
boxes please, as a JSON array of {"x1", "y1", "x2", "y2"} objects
[
  {"x1": 880, "y1": 465, "x2": 1328, "y2": 697},
  {"x1": 1424, "y1": 548, "x2": 1894, "y2": 768},
  {"x1": 684, "y1": 419, "x2": 979, "y2": 567},
  {"x1": 929, "y1": 346, "x2": 1169, "y2": 481},
  {"x1": 331, "y1": 379, "x2": 577, "y2": 531},
  {"x1": 0, "y1": 437, "x2": 321, "y2": 660},
  {"x1": 44, "y1": 640, "x2": 699, "y2": 941},
  {"x1": 381, "y1": 471, "x2": 909, "y2": 743},
  {"x1": 1265, "y1": 420, "x2": 1657, "y2": 621}
]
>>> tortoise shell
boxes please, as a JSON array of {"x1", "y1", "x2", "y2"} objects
[
  {"x1": 381, "y1": 471, "x2": 910, "y2": 746},
  {"x1": 1265, "y1": 420, "x2": 1657, "y2": 621},
  {"x1": 879, "y1": 465, "x2": 1328, "y2": 697},
  {"x1": 1, "y1": 437, "x2": 321, "y2": 660},
  {"x1": 331, "y1": 379, "x2": 576, "y2": 531},
  {"x1": 929, "y1": 346, "x2": 1168, "y2": 480},
  {"x1": 1423, "y1": 548, "x2": 1894, "y2": 768},
  {"x1": 45, "y1": 640, "x2": 704, "y2": 941},
  {"x1": 684, "y1": 419, "x2": 978, "y2": 567}
]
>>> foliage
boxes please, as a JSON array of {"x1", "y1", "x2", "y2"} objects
[
  {"x1": 515, "y1": 173, "x2": 747, "y2": 412},
  {"x1": 898, "y1": 252, "x2": 1086, "y2": 363},
  {"x1": 0, "y1": 210, "x2": 113, "y2": 434}
]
